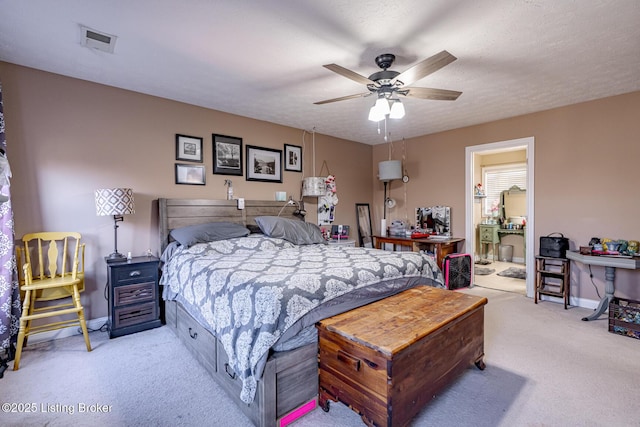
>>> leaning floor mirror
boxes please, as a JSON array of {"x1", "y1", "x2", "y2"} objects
[{"x1": 356, "y1": 203, "x2": 373, "y2": 248}]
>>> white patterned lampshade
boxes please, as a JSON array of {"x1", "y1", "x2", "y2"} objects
[
  {"x1": 301, "y1": 177, "x2": 326, "y2": 197},
  {"x1": 95, "y1": 188, "x2": 135, "y2": 216}
]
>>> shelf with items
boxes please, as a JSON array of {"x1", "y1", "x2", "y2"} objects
[{"x1": 535, "y1": 256, "x2": 570, "y2": 309}]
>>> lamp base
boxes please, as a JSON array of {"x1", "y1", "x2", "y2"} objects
[{"x1": 105, "y1": 252, "x2": 126, "y2": 263}]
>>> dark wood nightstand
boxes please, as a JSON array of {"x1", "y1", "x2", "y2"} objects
[{"x1": 107, "y1": 256, "x2": 162, "y2": 338}]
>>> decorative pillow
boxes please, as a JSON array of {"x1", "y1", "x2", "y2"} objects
[
  {"x1": 255, "y1": 216, "x2": 326, "y2": 245},
  {"x1": 170, "y1": 222, "x2": 250, "y2": 248}
]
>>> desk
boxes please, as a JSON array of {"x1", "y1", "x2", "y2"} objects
[
  {"x1": 373, "y1": 235, "x2": 465, "y2": 269},
  {"x1": 565, "y1": 251, "x2": 640, "y2": 321}
]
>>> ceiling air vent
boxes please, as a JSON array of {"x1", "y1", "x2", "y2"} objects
[{"x1": 80, "y1": 26, "x2": 117, "y2": 53}]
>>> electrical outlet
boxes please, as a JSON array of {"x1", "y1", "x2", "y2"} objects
[{"x1": 237, "y1": 198, "x2": 245, "y2": 209}]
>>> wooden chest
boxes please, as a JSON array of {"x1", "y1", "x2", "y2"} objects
[{"x1": 317, "y1": 286, "x2": 487, "y2": 427}]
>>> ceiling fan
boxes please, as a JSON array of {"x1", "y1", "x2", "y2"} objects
[{"x1": 314, "y1": 50, "x2": 462, "y2": 114}]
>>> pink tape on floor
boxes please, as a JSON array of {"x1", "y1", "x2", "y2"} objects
[{"x1": 279, "y1": 399, "x2": 317, "y2": 427}]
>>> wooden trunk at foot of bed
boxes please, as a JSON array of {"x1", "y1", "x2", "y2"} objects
[{"x1": 165, "y1": 299, "x2": 318, "y2": 427}]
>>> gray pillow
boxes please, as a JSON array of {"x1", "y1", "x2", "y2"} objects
[
  {"x1": 255, "y1": 216, "x2": 326, "y2": 245},
  {"x1": 170, "y1": 222, "x2": 250, "y2": 248}
]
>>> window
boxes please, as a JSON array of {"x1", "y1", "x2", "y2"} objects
[{"x1": 482, "y1": 164, "x2": 526, "y2": 217}]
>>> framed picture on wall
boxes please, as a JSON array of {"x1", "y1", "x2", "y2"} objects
[
  {"x1": 246, "y1": 145, "x2": 282, "y2": 182},
  {"x1": 175, "y1": 134, "x2": 203, "y2": 163},
  {"x1": 284, "y1": 144, "x2": 302, "y2": 172},
  {"x1": 175, "y1": 163, "x2": 206, "y2": 185},
  {"x1": 212, "y1": 134, "x2": 243, "y2": 176}
]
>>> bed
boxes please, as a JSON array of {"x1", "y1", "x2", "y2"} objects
[{"x1": 158, "y1": 198, "x2": 445, "y2": 427}]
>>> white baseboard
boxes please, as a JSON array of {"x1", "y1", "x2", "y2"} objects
[
  {"x1": 538, "y1": 295, "x2": 599, "y2": 310},
  {"x1": 25, "y1": 316, "x2": 108, "y2": 345}
]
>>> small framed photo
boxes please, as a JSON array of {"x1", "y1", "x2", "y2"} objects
[
  {"x1": 246, "y1": 145, "x2": 282, "y2": 183},
  {"x1": 213, "y1": 134, "x2": 243, "y2": 176},
  {"x1": 284, "y1": 144, "x2": 302, "y2": 172},
  {"x1": 175, "y1": 163, "x2": 206, "y2": 185},
  {"x1": 175, "y1": 134, "x2": 203, "y2": 163}
]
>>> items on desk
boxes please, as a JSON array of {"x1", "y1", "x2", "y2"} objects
[
  {"x1": 330, "y1": 224, "x2": 349, "y2": 239},
  {"x1": 411, "y1": 229, "x2": 434, "y2": 239},
  {"x1": 584, "y1": 237, "x2": 638, "y2": 257},
  {"x1": 389, "y1": 220, "x2": 407, "y2": 237}
]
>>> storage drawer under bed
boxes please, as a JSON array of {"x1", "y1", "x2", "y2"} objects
[
  {"x1": 176, "y1": 303, "x2": 217, "y2": 376},
  {"x1": 166, "y1": 299, "x2": 320, "y2": 427}
]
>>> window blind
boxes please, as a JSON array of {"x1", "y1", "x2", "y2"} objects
[{"x1": 482, "y1": 164, "x2": 526, "y2": 216}]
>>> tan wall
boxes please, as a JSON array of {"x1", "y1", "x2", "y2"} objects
[
  {"x1": 3, "y1": 60, "x2": 639, "y2": 318},
  {"x1": 0, "y1": 62, "x2": 372, "y2": 319},
  {"x1": 374, "y1": 91, "x2": 640, "y2": 302}
]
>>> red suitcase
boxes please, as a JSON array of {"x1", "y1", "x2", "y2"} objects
[{"x1": 443, "y1": 253, "x2": 472, "y2": 290}]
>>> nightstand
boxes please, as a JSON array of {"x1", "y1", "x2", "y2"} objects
[
  {"x1": 479, "y1": 224, "x2": 500, "y2": 261},
  {"x1": 327, "y1": 239, "x2": 356, "y2": 247},
  {"x1": 107, "y1": 256, "x2": 162, "y2": 338}
]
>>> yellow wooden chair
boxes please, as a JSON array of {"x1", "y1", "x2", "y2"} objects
[{"x1": 13, "y1": 232, "x2": 91, "y2": 370}]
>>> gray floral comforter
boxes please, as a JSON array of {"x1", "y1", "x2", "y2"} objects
[{"x1": 160, "y1": 234, "x2": 444, "y2": 403}]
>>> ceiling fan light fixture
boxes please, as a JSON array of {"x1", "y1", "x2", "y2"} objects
[
  {"x1": 374, "y1": 96, "x2": 390, "y2": 116},
  {"x1": 368, "y1": 105, "x2": 385, "y2": 122},
  {"x1": 389, "y1": 100, "x2": 405, "y2": 119}
]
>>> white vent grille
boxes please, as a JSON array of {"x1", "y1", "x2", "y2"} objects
[{"x1": 80, "y1": 26, "x2": 117, "y2": 53}]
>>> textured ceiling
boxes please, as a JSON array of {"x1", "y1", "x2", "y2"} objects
[{"x1": 1, "y1": 0, "x2": 639, "y2": 145}]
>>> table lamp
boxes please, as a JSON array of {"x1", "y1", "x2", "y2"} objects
[
  {"x1": 95, "y1": 187, "x2": 135, "y2": 261},
  {"x1": 378, "y1": 160, "x2": 402, "y2": 236}
]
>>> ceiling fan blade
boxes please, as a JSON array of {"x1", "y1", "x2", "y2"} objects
[
  {"x1": 404, "y1": 87, "x2": 462, "y2": 101},
  {"x1": 323, "y1": 64, "x2": 376, "y2": 86},
  {"x1": 392, "y1": 50, "x2": 457, "y2": 87},
  {"x1": 314, "y1": 92, "x2": 372, "y2": 105}
]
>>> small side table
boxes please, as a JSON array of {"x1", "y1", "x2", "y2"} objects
[
  {"x1": 107, "y1": 256, "x2": 162, "y2": 338},
  {"x1": 479, "y1": 224, "x2": 500, "y2": 261},
  {"x1": 327, "y1": 239, "x2": 356, "y2": 247},
  {"x1": 535, "y1": 256, "x2": 570, "y2": 309}
]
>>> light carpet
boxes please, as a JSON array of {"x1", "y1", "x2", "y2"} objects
[{"x1": 2, "y1": 287, "x2": 639, "y2": 426}]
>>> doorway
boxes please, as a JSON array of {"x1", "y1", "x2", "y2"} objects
[{"x1": 465, "y1": 137, "x2": 535, "y2": 297}]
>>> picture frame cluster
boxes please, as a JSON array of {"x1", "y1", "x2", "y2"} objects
[{"x1": 174, "y1": 133, "x2": 302, "y2": 185}]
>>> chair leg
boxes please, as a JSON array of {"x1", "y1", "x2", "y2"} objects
[
  {"x1": 22, "y1": 289, "x2": 37, "y2": 348},
  {"x1": 13, "y1": 289, "x2": 31, "y2": 371},
  {"x1": 73, "y1": 285, "x2": 92, "y2": 352}
]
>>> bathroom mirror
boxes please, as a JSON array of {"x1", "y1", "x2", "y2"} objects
[{"x1": 501, "y1": 185, "x2": 526, "y2": 223}]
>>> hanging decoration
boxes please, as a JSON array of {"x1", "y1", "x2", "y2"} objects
[{"x1": 318, "y1": 161, "x2": 338, "y2": 226}]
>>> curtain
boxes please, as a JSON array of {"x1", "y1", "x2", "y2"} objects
[{"x1": 0, "y1": 81, "x2": 20, "y2": 361}]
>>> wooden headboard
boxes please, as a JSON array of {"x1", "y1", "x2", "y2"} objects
[{"x1": 158, "y1": 198, "x2": 301, "y2": 251}]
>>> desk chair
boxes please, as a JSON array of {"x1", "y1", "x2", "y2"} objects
[{"x1": 14, "y1": 232, "x2": 91, "y2": 370}]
